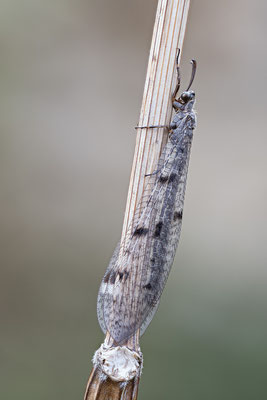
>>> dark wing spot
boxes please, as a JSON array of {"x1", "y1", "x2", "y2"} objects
[
  {"x1": 173, "y1": 210, "x2": 183, "y2": 221},
  {"x1": 150, "y1": 258, "x2": 155, "y2": 265},
  {"x1": 169, "y1": 173, "x2": 177, "y2": 183},
  {"x1": 118, "y1": 272, "x2": 123, "y2": 281},
  {"x1": 159, "y1": 175, "x2": 168, "y2": 183},
  {"x1": 154, "y1": 221, "x2": 163, "y2": 237},
  {"x1": 133, "y1": 227, "x2": 149, "y2": 236},
  {"x1": 109, "y1": 271, "x2": 116, "y2": 284},
  {"x1": 103, "y1": 271, "x2": 111, "y2": 283},
  {"x1": 177, "y1": 144, "x2": 185, "y2": 154},
  {"x1": 143, "y1": 283, "x2": 152, "y2": 290}
]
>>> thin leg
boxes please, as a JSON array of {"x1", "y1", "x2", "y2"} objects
[{"x1": 135, "y1": 125, "x2": 169, "y2": 130}]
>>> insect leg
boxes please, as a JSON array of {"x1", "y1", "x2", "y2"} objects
[{"x1": 135, "y1": 125, "x2": 169, "y2": 130}]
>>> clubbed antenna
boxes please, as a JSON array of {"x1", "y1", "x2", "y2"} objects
[
  {"x1": 172, "y1": 49, "x2": 181, "y2": 101},
  {"x1": 186, "y1": 59, "x2": 197, "y2": 91}
]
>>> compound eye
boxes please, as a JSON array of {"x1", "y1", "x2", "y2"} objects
[
  {"x1": 181, "y1": 91, "x2": 195, "y2": 102},
  {"x1": 181, "y1": 92, "x2": 189, "y2": 102}
]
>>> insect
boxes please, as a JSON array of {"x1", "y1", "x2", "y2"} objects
[{"x1": 97, "y1": 54, "x2": 197, "y2": 345}]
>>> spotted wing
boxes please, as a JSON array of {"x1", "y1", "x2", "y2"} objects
[{"x1": 98, "y1": 119, "x2": 194, "y2": 344}]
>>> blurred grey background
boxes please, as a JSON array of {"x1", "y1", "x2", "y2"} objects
[{"x1": 1, "y1": 0, "x2": 267, "y2": 399}]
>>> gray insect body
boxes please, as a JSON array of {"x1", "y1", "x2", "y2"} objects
[{"x1": 97, "y1": 60, "x2": 197, "y2": 345}]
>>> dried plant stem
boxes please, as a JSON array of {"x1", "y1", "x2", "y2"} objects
[{"x1": 84, "y1": 1, "x2": 191, "y2": 399}]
